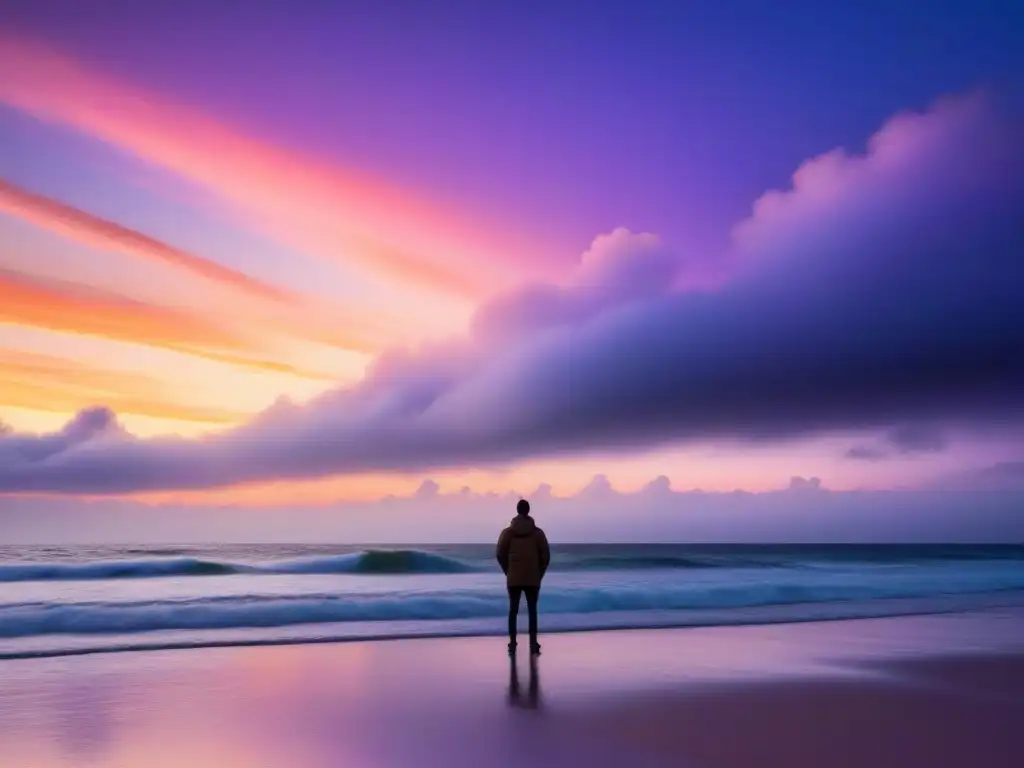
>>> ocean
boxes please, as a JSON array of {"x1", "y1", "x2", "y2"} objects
[{"x1": 2, "y1": 544, "x2": 1023, "y2": 659}]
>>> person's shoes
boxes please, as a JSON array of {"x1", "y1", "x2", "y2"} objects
[
  {"x1": 530, "y1": 643, "x2": 542, "y2": 656},
  {"x1": 508, "y1": 642, "x2": 517, "y2": 656}
]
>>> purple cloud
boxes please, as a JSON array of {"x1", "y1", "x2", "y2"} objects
[
  {"x1": 471, "y1": 228, "x2": 681, "y2": 341},
  {"x1": 787, "y1": 476, "x2": 824, "y2": 492},
  {"x1": 2, "y1": 91, "x2": 1023, "y2": 495},
  {"x1": 888, "y1": 425, "x2": 948, "y2": 454},
  {"x1": 846, "y1": 424, "x2": 948, "y2": 461},
  {"x1": 930, "y1": 461, "x2": 1024, "y2": 491},
  {"x1": 845, "y1": 445, "x2": 889, "y2": 461},
  {"x1": 414, "y1": 479, "x2": 441, "y2": 499},
  {"x1": 0, "y1": 407, "x2": 123, "y2": 466},
  {"x1": 6, "y1": 473, "x2": 1022, "y2": 543}
]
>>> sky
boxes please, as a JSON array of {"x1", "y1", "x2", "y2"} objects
[{"x1": 1, "y1": 0, "x2": 1023, "y2": 541}]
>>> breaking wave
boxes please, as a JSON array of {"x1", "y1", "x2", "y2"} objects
[{"x1": 0, "y1": 550, "x2": 474, "y2": 583}]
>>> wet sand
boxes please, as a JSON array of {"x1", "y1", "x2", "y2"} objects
[
  {"x1": 567, "y1": 653, "x2": 1024, "y2": 767},
  {"x1": 1, "y1": 608, "x2": 1022, "y2": 767}
]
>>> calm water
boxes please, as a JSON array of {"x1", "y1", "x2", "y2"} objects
[{"x1": 1, "y1": 543, "x2": 1023, "y2": 658}]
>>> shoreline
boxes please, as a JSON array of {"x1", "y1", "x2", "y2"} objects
[
  {"x1": 5, "y1": 589, "x2": 1024, "y2": 661},
  {"x1": 6, "y1": 589, "x2": 1024, "y2": 663}
]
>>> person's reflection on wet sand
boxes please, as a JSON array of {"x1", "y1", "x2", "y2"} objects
[{"x1": 507, "y1": 654, "x2": 542, "y2": 711}]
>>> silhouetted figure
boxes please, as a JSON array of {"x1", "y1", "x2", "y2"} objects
[
  {"x1": 507, "y1": 653, "x2": 542, "y2": 710},
  {"x1": 496, "y1": 499, "x2": 550, "y2": 656}
]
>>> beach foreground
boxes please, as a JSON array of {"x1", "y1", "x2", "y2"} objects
[{"x1": 1, "y1": 609, "x2": 1023, "y2": 767}]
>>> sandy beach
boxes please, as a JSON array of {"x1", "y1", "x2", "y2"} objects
[{"x1": 1, "y1": 608, "x2": 1022, "y2": 767}]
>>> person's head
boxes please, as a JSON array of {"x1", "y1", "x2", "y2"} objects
[{"x1": 516, "y1": 499, "x2": 530, "y2": 516}]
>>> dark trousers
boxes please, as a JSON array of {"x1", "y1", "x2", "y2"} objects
[{"x1": 507, "y1": 585, "x2": 539, "y2": 646}]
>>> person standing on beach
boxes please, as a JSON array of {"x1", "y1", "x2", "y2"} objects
[{"x1": 496, "y1": 499, "x2": 550, "y2": 656}]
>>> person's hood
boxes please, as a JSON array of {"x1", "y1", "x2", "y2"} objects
[{"x1": 509, "y1": 515, "x2": 537, "y2": 536}]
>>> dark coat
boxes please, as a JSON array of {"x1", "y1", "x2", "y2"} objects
[{"x1": 496, "y1": 515, "x2": 550, "y2": 587}]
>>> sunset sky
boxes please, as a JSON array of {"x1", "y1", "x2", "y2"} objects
[{"x1": 1, "y1": 1, "x2": 1023, "y2": 539}]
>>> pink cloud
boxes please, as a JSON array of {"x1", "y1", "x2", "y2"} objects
[
  {"x1": 0, "y1": 178, "x2": 293, "y2": 304},
  {"x1": 0, "y1": 34, "x2": 522, "y2": 300}
]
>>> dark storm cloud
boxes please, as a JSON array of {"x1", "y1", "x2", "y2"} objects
[{"x1": 1, "y1": 91, "x2": 1023, "y2": 494}]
